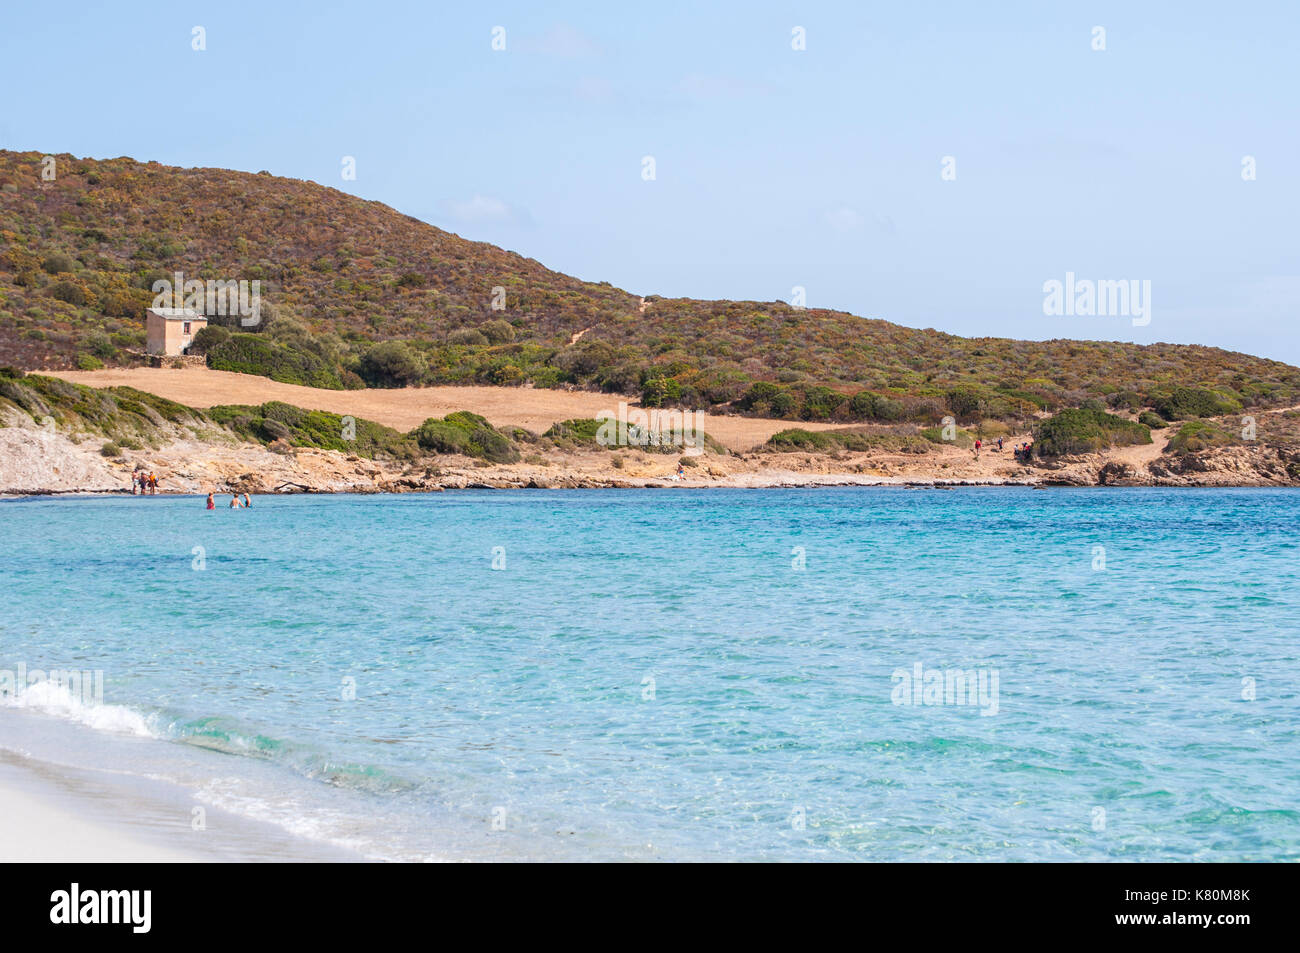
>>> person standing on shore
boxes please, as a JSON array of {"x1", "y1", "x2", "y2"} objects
[{"x1": 149, "y1": 472, "x2": 158, "y2": 494}]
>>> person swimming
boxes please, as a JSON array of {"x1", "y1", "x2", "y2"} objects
[
  {"x1": 229, "y1": 495, "x2": 241, "y2": 508},
  {"x1": 206, "y1": 493, "x2": 215, "y2": 510},
  {"x1": 242, "y1": 493, "x2": 251, "y2": 508}
]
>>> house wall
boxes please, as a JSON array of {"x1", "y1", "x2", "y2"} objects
[
  {"x1": 145, "y1": 312, "x2": 167, "y2": 354},
  {"x1": 145, "y1": 312, "x2": 208, "y2": 355}
]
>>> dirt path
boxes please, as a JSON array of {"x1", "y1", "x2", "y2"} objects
[{"x1": 51, "y1": 367, "x2": 844, "y2": 452}]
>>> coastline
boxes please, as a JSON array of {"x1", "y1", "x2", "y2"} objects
[
  {"x1": 2, "y1": 428, "x2": 1295, "y2": 496},
  {"x1": 4, "y1": 368, "x2": 1299, "y2": 494},
  {"x1": 0, "y1": 710, "x2": 369, "y2": 863}
]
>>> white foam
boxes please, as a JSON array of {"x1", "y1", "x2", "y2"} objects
[
  {"x1": 195, "y1": 777, "x2": 382, "y2": 858},
  {"x1": 1, "y1": 677, "x2": 156, "y2": 738}
]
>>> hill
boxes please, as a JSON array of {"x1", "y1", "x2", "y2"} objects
[{"x1": 2, "y1": 148, "x2": 1298, "y2": 426}]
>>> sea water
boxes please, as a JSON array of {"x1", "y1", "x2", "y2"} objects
[{"x1": 1, "y1": 488, "x2": 1297, "y2": 861}]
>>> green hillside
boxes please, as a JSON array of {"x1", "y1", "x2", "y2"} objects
[{"x1": 2, "y1": 149, "x2": 1298, "y2": 426}]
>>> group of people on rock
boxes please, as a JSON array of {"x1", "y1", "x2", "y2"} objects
[{"x1": 206, "y1": 492, "x2": 252, "y2": 509}]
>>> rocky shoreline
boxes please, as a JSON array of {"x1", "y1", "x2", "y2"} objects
[{"x1": 3, "y1": 419, "x2": 1297, "y2": 497}]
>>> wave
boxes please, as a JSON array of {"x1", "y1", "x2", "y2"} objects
[{"x1": 1, "y1": 674, "x2": 157, "y2": 737}]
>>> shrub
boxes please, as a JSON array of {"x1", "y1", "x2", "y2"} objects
[
  {"x1": 189, "y1": 325, "x2": 231, "y2": 355},
  {"x1": 42, "y1": 252, "x2": 77, "y2": 275},
  {"x1": 206, "y1": 401, "x2": 416, "y2": 459},
  {"x1": 946, "y1": 383, "x2": 992, "y2": 422},
  {"x1": 447, "y1": 328, "x2": 488, "y2": 346},
  {"x1": 76, "y1": 353, "x2": 104, "y2": 370},
  {"x1": 767, "y1": 427, "x2": 931, "y2": 454},
  {"x1": 738, "y1": 381, "x2": 783, "y2": 414},
  {"x1": 544, "y1": 418, "x2": 604, "y2": 443},
  {"x1": 642, "y1": 376, "x2": 681, "y2": 408},
  {"x1": 86, "y1": 330, "x2": 116, "y2": 360},
  {"x1": 414, "y1": 411, "x2": 519, "y2": 462},
  {"x1": 1035, "y1": 408, "x2": 1152, "y2": 456},
  {"x1": 1152, "y1": 386, "x2": 1242, "y2": 421},
  {"x1": 1137, "y1": 411, "x2": 1168, "y2": 429},
  {"x1": 99, "y1": 442, "x2": 122, "y2": 457},
  {"x1": 49, "y1": 279, "x2": 88, "y2": 305},
  {"x1": 920, "y1": 426, "x2": 974, "y2": 449},
  {"x1": 208, "y1": 335, "x2": 344, "y2": 389},
  {"x1": 799, "y1": 386, "x2": 846, "y2": 420},
  {"x1": 1166, "y1": 420, "x2": 1236, "y2": 454},
  {"x1": 358, "y1": 340, "x2": 426, "y2": 387},
  {"x1": 478, "y1": 319, "x2": 515, "y2": 344},
  {"x1": 849, "y1": 390, "x2": 905, "y2": 421}
]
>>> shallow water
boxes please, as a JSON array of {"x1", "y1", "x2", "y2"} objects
[{"x1": 1, "y1": 488, "x2": 1297, "y2": 860}]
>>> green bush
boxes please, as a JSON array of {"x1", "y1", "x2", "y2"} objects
[
  {"x1": 207, "y1": 401, "x2": 416, "y2": 459},
  {"x1": 1152, "y1": 386, "x2": 1242, "y2": 421},
  {"x1": 1137, "y1": 410, "x2": 1168, "y2": 429},
  {"x1": 358, "y1": 340, "x2": 425, "y2": 387},
  {"x1": 1035, "y1": 408, "x2": 1152, "y2": 456},
  {"x1": 478, "y1": 319, "x2": 515, "y2": 344},
  {"x1": 49, "y1": 279, "x2": 87, "y2": 305},
  {"x1": 849, "y1": 390, "x2": 905, "y2": 421},
  {"x1": 208, "y1": 334, "x2": 344, "y2": 389},
  {"x1": 189, "y1": 325, "x2": 231, "y2": 355},
  {"x1": 414, "y1": 410, "x2": 519, "y2": 462},
  {"x1": 766, "y1": 427, "x2": 930, "y2": 454},
  {"x1": 42, "y1": 252, "x2": 77, "y2": 275},
  {"x1": 642, "y1": 376, "x2": 682, "y2": 408},
  {"x1": 1166, "y1": 420, "x2": 1237, "y2": 454},
  {"x1": 447, "y1": 328, "x2": 488, "y2": 347},
  {"x1": 99, "y1": 441, "x2": 122, "y2": 457},
  {"x1": 76, "y1": 353, "x2": 104, "y2": 370},
  {"x1": 919, "y1": 426, "x2": 974, "y2": 448},
  {"x1": 86, "y1": 330, "x2": 116, "y2": 360}
]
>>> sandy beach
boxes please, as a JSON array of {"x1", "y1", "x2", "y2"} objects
[
  {"x1": 0, "y1": 720, "x2": 367, "y2": 862},
  {"x1": 0, "y1": 763, "x2": 196, "y2": 863}
]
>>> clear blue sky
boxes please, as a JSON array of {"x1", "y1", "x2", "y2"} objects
[{"x1": 2, "y1": 1, "x2": 1296, "y2": 362}]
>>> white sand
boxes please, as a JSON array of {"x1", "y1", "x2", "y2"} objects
[{"x1": 0, "y1": 773, "x2": 199, "y2": 862}]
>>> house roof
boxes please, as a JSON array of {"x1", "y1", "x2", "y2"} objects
[{"x1": 147, "y1": 308, "x2": 207, "y2": 321}]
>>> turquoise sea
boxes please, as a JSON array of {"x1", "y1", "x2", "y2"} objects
[{"x1": 1, "y1": 488, "x2": 1298, "y2": 861}]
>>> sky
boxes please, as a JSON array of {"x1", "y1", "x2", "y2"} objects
[{"x1": 2, "y1": 1, "x2": 1297, "y2": 362}]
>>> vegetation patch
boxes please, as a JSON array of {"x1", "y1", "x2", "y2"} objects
[
  {"x1": 1034, "y1": 408, "x2": 1152, "y2": 456},
  {"x1": 208, "y1": 334, "x2": 344, "y2": 389},
  {"x1": 1151, "y1": 386, "x2": 1242, "y2": 421},
  {"x1": 207, "y1": 401, "x2": 417, "y2": 459},
  {"x1": 1165, "y1": 419, "x2": 1238, "y2": 454},
  {"x1": 414, "y1": 411, "x2": 519, "y2": 463},
  {"x1": 765, "y1": 427, "x2": 931, "y2": 454}
]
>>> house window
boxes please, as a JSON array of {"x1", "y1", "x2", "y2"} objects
[{"x1": 183, "y1": 322, "x2": 191, "y2": 334}]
